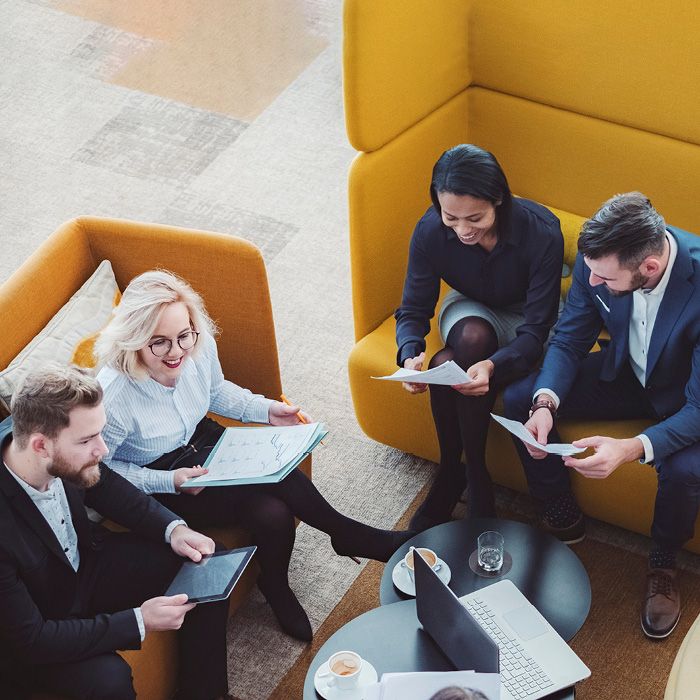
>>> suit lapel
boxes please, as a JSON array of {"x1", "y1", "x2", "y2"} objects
[
  {"x1": 0, "y1": 453, "x2": 74, "y2": 570},
  {"x1": 608, "y1": 293, "x2": 633, "y2": 372},
  {"x1": 646, "y1": 234, "x2": 694, "y2": 380}
]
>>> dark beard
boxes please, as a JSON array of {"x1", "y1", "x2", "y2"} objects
[
  {"x1": 608, "y1": 269, "x2": 650, "y2": 297},
  {"x1": 48, "y1": 454, "x2": 101, "y2": 488}
]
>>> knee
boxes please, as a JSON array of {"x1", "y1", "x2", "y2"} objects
[
  {"x1": 503, "y1": 373, "x2": 539, "y2": 419},
  {"x1": 658, "y1": 445, "x2": 700, "y2": 485},
  {"x1": 85, "y1": 654, "x2": 135, "y2": 700},
  {"x1": 428, "y1": 347, "x2": 454, "y2": 369},
  {"x1": 447, "y1": 317, "x2": 498, "y2": 363},
  {"x1": 248, "y1": 498, "x2": 295, "y2": 537}
]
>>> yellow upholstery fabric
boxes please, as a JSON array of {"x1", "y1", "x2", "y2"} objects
[
  {"x1": 344, "y1": 1, "x2": 700, "y2": 551},
  {"x1": 665, "y1": 613, "x2": 700, "y2": 699},
  {"x1": 343, "y1": 0, "x2": 471, "y2": 152},
  {"x1": 0, "y1": 217, "x2": 311, "y2": 700}
]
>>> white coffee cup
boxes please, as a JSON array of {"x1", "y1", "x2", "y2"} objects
[
  {"x1": 402, "y1": 546, "x2": 440, "y2": 582},
  {"x1": 319, "y1": 650, "x2": 363, "y2": 690}
]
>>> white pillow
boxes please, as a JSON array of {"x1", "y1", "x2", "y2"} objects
[{"x1": 0, "y1": 260, "x2": 120, "y2": 411}]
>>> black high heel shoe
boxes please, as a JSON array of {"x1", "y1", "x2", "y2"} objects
[
  {"x1": 331, "y1": 528, "x2": 416, "y2": 563},
  {"x1": 257, "y1": 577, "x2": 312, "y2": 642}
]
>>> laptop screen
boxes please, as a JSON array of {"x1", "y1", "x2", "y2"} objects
[{"x1": 414, "y1": 550, "x2": 499, "y2": 673}]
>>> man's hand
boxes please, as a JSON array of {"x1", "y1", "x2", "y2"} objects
[
  {"x1": 452, "y1": 359, "x2": 494, "y2": 396},
  {"x1": 170, "y1": 525, "x2": 215, "y2": 562},
  {"x1": 174, "y1": 466, "x2": 208, "y2": 496},
  {"x1": 563, "y1": 436, "x2": 644, "y2": 479},
  {"x1": 269, "y1": 401, "x2": 311, "y2": 425},
  {"x1": 141, "y1": 594, "x2": 196, "y2": 632},
  {"x1": 523, "y1": 409, "x2": 554, "y2": 459},
  {"x1": 402, "y1": 352, "x2": 428, "y2": 394}
]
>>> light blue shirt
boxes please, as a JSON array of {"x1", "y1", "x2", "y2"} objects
[{"x1": 98, "y1": 332, "x2": 273, "y2": 494}]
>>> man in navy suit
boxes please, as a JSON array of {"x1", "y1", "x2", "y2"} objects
[
  {"x1": 0, "y1": 364, "x2": 231, "y2": 699},
  {"x1": 504, "y1": 192, "x2": 700, "y2": 639}
]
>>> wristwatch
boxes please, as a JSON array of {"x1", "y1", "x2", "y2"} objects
[{"x1": 529, "y1": 397, "x2": 557, "y2": 419}]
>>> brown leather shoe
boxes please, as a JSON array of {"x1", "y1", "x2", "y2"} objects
[{"x1": 641, "y1": 567, "x2": 681, "y2": 639}]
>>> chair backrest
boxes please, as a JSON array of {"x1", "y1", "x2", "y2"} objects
[
  {"x1": 0, "y1": 217, "x2": 282, "y2": 405},
  {"x1": 343, "y1": 0, "x2": 700, "y2": 339}
]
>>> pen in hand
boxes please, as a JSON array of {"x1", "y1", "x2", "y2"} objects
[
  {"x1": 279, "y1": 393, "x2": 309, "y2": 424},
  {"x1": 280, "y1": 393, "x2": 325, "y2": 446}
]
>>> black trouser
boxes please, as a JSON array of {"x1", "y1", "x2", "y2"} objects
[
  {"x1": 5, "y1": 532, "x2": 228, "y2": 700},
  {"x1": 503, "y1": 352, "x2": 700, "y2": 552}
]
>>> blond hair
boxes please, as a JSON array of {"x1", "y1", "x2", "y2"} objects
[
  {"x1": 11, "y1": 364, "x2": 103, "y2": 449},
  {"x1": 95, "y1": 270, "x2": 217, "y2": 380}
]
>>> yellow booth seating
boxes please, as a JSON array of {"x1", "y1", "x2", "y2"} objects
[
  {"x1": 0, "y1": 217, "x2": 310, "y2": 700},
  {"x1": 344, "y1": 1, "x2": 700, "y2": 548}
]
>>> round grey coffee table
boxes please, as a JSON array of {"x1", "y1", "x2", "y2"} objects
[
  {"x1": 302, "y1": 599, "x2": 575, "y2": 699},
  {"x1": 380, "y1": 517, "x2": 591, "y2": 641}
]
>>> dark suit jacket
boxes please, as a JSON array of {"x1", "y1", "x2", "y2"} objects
[
  {"x1": 536, "y1": 226, "x2": 700, "y2": 462},
  {"x1": 0, "y1": 419, "x2": 180, "y2": 670}
]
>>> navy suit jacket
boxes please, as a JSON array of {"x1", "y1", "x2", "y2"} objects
[
  {"x1": 0, "y1": 418, "x2": 179, "y2": 670},
  {"x1": 536, "y1": 226, "x2": 700, "y2": 462}
]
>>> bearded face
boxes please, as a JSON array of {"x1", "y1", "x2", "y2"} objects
[{"x1": 48, "y1": 450, "x2": 101, "y2": 488}]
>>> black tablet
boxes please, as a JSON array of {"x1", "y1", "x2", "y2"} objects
[{"x1": 164, "y1": 546, "x2": 256, "y2": 603}]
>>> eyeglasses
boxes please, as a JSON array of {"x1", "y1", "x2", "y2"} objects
[{"x1": 148, "y1": 331, "x2": 200, "y2": 357}]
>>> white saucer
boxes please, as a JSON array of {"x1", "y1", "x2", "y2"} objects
[
  {"x1": 392, "y1": 558, "x2": 451, "y2": 596},
  {"x1": 313, "y1": 659, "x2": 378, "y2": 699}
]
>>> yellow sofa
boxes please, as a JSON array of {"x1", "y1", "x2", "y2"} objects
[
  {"x1": 0, "y1": 216, "x2": 311, "y2": 699},
  {"x1": 344, "y1": 1, "x2": 700, "y2": 548}
]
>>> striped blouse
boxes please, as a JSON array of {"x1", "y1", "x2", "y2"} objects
[{"x1": 97, "y1": 332, "x2": 273, "y2": 495}]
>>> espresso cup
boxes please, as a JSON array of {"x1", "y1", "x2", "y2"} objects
[
  {"x1": 402, "y1": 546, "x2": 439, "y2": 582},
  {"x1": 319, "y1": 650, "x2": 363, "y2": 690}
]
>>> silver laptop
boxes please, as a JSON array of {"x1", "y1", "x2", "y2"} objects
[{"x1": 414, "y1": 552, "x2": 590, "y2": 700}]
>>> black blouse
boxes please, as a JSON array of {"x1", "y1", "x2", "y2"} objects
[{"x1": 395, "y1": 197, "x2": 564, "y2": 380}]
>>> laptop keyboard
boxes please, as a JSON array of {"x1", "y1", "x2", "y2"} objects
[{"x1": 462, "y1": 597, "x2": 555, "y2": 699}]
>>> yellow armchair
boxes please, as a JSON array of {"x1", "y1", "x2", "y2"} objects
[
  {"x1": 344, "y1": 0, "x2": 700, "y2": 548},
  {"x1": 0, "y1": 216, "x2": 310, "y2": 699}
]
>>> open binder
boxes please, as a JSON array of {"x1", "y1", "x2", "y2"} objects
[{"x1": 180, "y1": 422, "x2": 327, "y2": 487}]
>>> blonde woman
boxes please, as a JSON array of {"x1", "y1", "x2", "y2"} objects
[{"x1": 95, "y1": 270, "x2": 412, "y2": 642}]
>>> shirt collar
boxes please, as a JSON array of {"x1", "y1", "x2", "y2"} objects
[{"x1": 4, "y1": 462, "x2": 58, "y2": 500}]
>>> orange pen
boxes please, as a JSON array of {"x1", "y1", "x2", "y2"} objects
[{"x1": 279, "y1": 394, "x2": 309, "y2": 424}]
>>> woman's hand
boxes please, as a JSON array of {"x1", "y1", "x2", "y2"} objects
[
  {"x1": 269, "y1": 401, "x2": 311, "y2": 425},
  {"x1": 174, "y1": 466, "x2": 208, "y2": 495},
  {"x1": 401, "y1": 352, "x2": 428, "y2": 394},
  {"x1": 452, "y1": 359, "x2": 494, "y2": 396}
]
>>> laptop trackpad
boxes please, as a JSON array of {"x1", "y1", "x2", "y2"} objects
[{"x1": 503, "y1": 606, "x2": 548, "y2": 641}]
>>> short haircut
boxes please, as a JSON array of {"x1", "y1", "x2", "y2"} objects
[
  {"x1": 11, "y1": 364, "x2": 103, "y2": 449},
  {"x1": 95, "y1": 269, "x2": 217, "y2": 381},
  {"x1": 430, "y1": 144, "x2": 513, "y2": 237},
  {"x1": 577, "y1": 192, "x2": 667, "y2": 269}
]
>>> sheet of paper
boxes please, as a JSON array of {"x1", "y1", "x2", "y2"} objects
[
  {"x1": 372, "y1": 360, "x2": 472, "y2": 385},
  {"x1": 490, "y1": 413, "x2": 585, "y2": 456},
  {"x1": 186, "y1": 423, "x2": 325, "y2": 484},
  {"x1": 363, "y1": 670, "x2": 500, "y2": 700}
]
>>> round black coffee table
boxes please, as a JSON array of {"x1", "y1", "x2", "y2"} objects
[
  {"x1": 380, "y1": 517, "x2": 591, "y2": 641},
  {"x1": 302, "y1": 600, "x2": 575, "y2": 700}
]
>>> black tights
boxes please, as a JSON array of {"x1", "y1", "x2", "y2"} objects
[
  {"x1": 157, "y1": 468, "x2": 405, "y2": 593},
  {"x1": 419, "y1": 316, "x2": 499, "y2": 521}
]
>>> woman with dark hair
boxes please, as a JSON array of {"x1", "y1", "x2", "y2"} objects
[{"x1": 396, "y1": 144, "x2": 564, "y2": 530}]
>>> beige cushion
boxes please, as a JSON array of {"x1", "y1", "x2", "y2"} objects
[{"x1": 0, "y1": 260, "x2": 120, "y2": 412}]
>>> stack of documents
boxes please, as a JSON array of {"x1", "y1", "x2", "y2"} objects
[
  {"x1": 372, "y1": 360, "x2": 472, "y2": 385},
  {"x1": 364, "y1": 670, "x2": 500, "y2": 700},
  {"x1": 181, "y1": 422, "x2": 327, "y2": 488}
]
